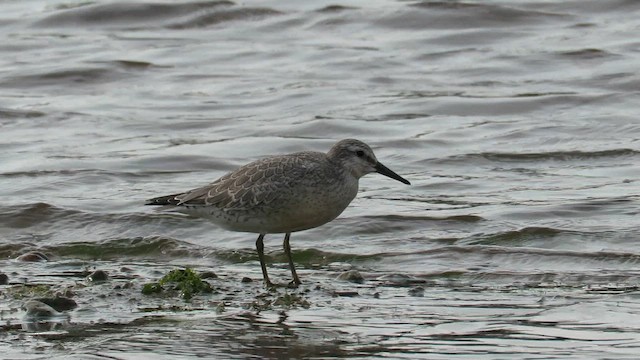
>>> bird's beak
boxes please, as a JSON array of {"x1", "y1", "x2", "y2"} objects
[{"x1": 375, "y1": 162, "x2": 411, "y2": 185}]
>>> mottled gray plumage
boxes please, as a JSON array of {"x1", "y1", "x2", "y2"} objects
[{"x1": 146, "y1": 139, "x2": 410, "y2": 287}]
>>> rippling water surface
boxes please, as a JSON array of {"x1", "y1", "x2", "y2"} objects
[{"x1": 1, "y1": 0, "x2": 640, "y2": 358}]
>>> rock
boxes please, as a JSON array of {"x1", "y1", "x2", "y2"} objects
[
  {"x1": 17, "y1": 251, "x2": 49, "y2": 262},
  {"x1": 0, "y1": 273, "x2": 8, "y2": 285},
  {"x1": 87, "y1": 270, "x2": 109, "y2": 282},
  {"x1": 408, "y1": 286, "x2": 425, "y2": 297},
  {"x1": 199, "y1": 271, "x2": 218, "y2": 279},
  {"x1": 36, "y1": 296, "x2": 78, "y2": 312},
  {"x1": 241, "y1": 277, "x2": 252, "y2": 283},
  {"x1": 337, "y1": 270, "x2": 364, "y2": 283}
]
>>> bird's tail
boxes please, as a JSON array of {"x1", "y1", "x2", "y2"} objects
[{"x1": 145, "y1": 193, "x2": 182, "y2": 206}]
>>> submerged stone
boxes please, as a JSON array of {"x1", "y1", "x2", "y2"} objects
[
  {"x1": 17, "y1": 251, "x2": 49, "y2": 262},
  {"x1": 337, "y1": 270, "x2": 364, "y2": 283},
  {"x1": 22, "y1": 300, "x2": 59, "y2": 318},
  {"x1": 408, "y1": 286, "x2": 425, "y2": 297},
  {"x1": 377, "y1": 273, "x2": 426, "y2": 287}
]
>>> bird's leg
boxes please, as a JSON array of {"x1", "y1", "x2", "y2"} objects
[
  {"x1": 256, "y1": 234, "x2": 273, "y2": 287},
  {"x1": 283, "y1": 232, "x2": 301, "y2": 287}
]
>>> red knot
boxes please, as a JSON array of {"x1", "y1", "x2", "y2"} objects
[{"x1": 146, "y1": 139, "x2": 410, "y2": 287}]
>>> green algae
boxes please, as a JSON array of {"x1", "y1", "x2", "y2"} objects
[
  {"x1": 142, "y1": 268, "x2": 213, "y2": 301},
  {"x1": 246, "y1": 291, "x2": 311, "y2": 311},
  {"x1": 272, "y1": 293, "x2": 310, "y2": 309},
  {"x1": 5, "y1": 284, "x2": 54, "y2": 299}
]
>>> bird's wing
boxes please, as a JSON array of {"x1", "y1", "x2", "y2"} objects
[{"x1": 174, "y1": 153, "x2": 320, "y2": 210}]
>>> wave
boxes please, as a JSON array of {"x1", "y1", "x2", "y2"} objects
[
  {"x1": 430, "y1": 148, "x2": 639, "y2": 165},
  {"x1": 33, "y1": 1, "x2": 281, "y2": 30}
]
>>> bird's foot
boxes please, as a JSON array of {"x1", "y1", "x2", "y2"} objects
[{"x1": 264, "y1": 280, "x2": 277, "y2": 289}]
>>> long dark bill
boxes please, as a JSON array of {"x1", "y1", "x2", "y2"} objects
[{"x1": 375, "y1": 162, "x2": 411, "y2": 185}]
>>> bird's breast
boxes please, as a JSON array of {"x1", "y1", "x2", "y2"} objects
[
  {"x1": 215, "y1": 173, "x2": 358, "y2": 234},
  {"x1": 260, "y1": 174, "x2": 359, "y2": 233}
]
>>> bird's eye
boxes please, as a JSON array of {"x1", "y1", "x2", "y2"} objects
[{"x1": 356, "y1": 150, "x2": 365, "y2": 157}]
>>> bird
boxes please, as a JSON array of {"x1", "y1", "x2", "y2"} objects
[{"x1": 145, "y1": 139, "x2": 410, "y2": 287}]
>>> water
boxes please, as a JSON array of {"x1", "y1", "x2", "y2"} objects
[{"x1": 1, "y1": 0, "x2": 640, "y2": 358}]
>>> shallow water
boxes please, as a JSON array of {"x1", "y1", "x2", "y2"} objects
[{"x1": 1, "y1": 0, "x2": 640, "y2": 358}]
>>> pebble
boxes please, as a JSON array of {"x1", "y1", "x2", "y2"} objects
[{"x1": 87, "y1": 270, "x2": 109, "y2": 282}]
